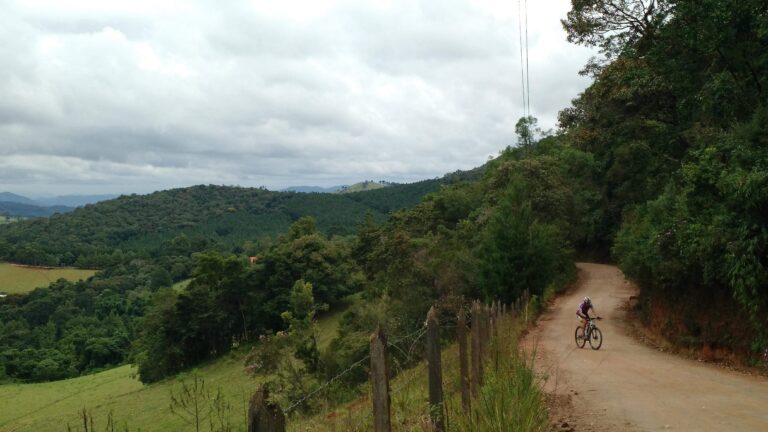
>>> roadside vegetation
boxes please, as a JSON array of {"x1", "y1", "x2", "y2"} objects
[{"x1": 560, "y1": 0, "x2": 768, "y2": 361}]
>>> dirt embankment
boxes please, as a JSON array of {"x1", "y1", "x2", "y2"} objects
[{"x1": 525, "y1": 263, "x2": 768, "y2": 432}]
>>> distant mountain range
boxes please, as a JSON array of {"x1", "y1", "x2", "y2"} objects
[
  {"x1": 0, "y1": 193, "x2": 118, "y2": 218},
  {"x1": 36, "y1": 194, "x2": 119, "y2": 207},
  {"x1": 281, "y1": 185, "x2": 345, "y2": 193},
  {"x1": 282, "y1": 181, "x2": 393, "y2": 194},
  {"x1": 0, "y1": 201, "x2": 73, "y2": 218}
]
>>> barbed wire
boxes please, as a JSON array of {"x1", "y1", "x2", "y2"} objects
[
  {"x1": 283, "y1": 323, "x2": 427, "y2": 414},
  {"x1": 282, "y1": 299, "x2": 523, "y2": 416},
  {"x1": 283, "y1": 352, "x2": 370, "y2": 414}
]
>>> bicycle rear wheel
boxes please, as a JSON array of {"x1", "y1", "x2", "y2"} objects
[
  {"x1": 574, "y1": 326, "x2": 586, "y2": 348},
  {"x1": 589, "y1": 327, "x2": 603, "y2": 350}
]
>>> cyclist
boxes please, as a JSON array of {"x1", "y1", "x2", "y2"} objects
[{"x1": 576, "y1": 296, "x2": 597, "y2": 339}]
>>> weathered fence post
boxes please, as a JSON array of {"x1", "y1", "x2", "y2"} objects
[
  {"x1": 248, "y1": 385, "x2": 286, "y2": 432},
  {"x1": 490, "y1": 303, "x2": 497, "y2": 340},
  {"x1": 426, "y1": 306, "x2": 445, "y2": 432},
  {"x1": 370, "y1": 326, "x2": 391, "y2": 432},
  {"x1": 470, "y1": 301, "x2": 483, "y2": 398},
  {"x1": 457, "y1": 310, "x2": 470, "y2": 414},
  {"x1": 524, "y1": 289, "x2": 530, "y2": 322},
  {"x1": 476, "y1": 304, "x2": 485, "y2": 361}
]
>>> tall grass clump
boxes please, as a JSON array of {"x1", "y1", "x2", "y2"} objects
[{"x1": 450, "y1": 342, "x2": 548, "y2": 432}]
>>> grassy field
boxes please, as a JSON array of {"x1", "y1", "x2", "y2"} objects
[
  {"x1": 0, "y1": 293, "x2": 551, "y2": 432},
  {"x1": 0, "y1": 354, "x2": 256, "y2": 431},
  {"x1": 0, "y1": 308, "x2": 346, "y2": 432},
  {"x1": 0, "y1": 262, "x2": 96, "y2": 294},
  {"x1": 0, "y1": 216, "x2": 25, "y2": 224},
  {"x1": 337, "y1": 181, "x2": 389, "y2": 194},
  {"x1": 287, "y1": 309, "x2": 549, "y2": 432},
  {"x1": 172, "y1": 278, "x2": 192, "y2": 292}
]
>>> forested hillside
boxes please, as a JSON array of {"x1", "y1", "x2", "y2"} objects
[{"x1": 0, "y1": 179, "x2": 444, "y2": 268}]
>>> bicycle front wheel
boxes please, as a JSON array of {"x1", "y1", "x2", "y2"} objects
[
  {"x1": 575, "y1": 326, "x2": 586, "y2": 348},
  {"x1": 589, "y1": 327, "x2": 603, "y2": 350}
]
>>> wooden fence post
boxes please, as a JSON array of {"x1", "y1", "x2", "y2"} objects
[
  {"x1": 426, "y1": 306, "x2": 445, "y2": 432},
  {"x1": 481, "y1": 304, "x2": 490, "y2": 349},
  {"x1": 370, "y1": 326, "x2": 391, "y2": 432},
  {"x1": 524, "y1": 289, "x2": 530, "y2": 322},
  {"x1": 248, "y1": 385, "x2": 286, "y2": 432},
  {"x1": 490, "y1": 303, "x2": 497, "y2": 340},
  {"x1": 470, "y1": 301, "x2": 483, "y2": 398},
  {"x1": 457, "y1": 310, "x2": 470, "y2": 414}
]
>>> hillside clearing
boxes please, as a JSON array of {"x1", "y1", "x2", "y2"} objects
[{"x1": 0, "y1": 263, "x2": 96, "y2": 294}]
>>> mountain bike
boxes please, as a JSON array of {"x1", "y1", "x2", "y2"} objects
[{"x1": 575, "y1": 317, "x2": 603, "y2": 350}]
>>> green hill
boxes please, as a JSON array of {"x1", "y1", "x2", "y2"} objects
[
  {"x1": 336, "y1": 180, "x2": 390, "y2": 194},
  {"x1": 0, "y1": 179, "x2": 445, "y2": 268}
]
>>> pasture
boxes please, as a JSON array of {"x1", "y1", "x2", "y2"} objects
[
  {"x1": 0, "y1": 215, "x2": 24, "y2": 224},
  {"x1": 0, "y1": 308, "x2": 345, "y2": 432},
  {"x1": 0, "y1": 262, "x2": 96, "y2": 294},
  {"x1": 0, "y1": 354, "x2": 257, "y2": 431}
]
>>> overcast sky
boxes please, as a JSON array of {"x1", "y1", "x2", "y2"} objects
[{"x1": 0, "y1": 0, "x2": 595, "y2": 197}]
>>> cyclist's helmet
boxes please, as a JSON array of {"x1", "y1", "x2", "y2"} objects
[{"x1": 583, "y1": 296, "x2": 591, "y2": 305}]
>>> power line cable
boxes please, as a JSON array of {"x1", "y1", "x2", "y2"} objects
[
  {"x1": 517, "y1": 0, "x2": 528, "y2": 119},
  {"x1": 524, "y1": 0, "x2": 531, "y2": 117}
]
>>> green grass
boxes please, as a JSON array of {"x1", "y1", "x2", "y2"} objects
[
  {"x1": 0, "y1": 307, "x2": 346, "y2": 432},
  {"x1": 0, "y1": 293, "x2": 548, "y2": 432},
  {"x1": 1, "y1": 216, "x2": 10, "y2": 224},
  {"x1": 337, "y1": 181, "x2": 389, "y2": 194},
  {"x1": 0, "y1": 215, "x2": 24, "y2": 224},
  {"x1": 289, "y1": 305, "x2": 549, "y2": 432},
  {"x1": 0, "y1": 262, "x2": 96, "y2": 294},
  {"x1": 0, "y1": 356, "x2": 255, "y2": 431},
  {"x1": 172, "y1": 278, "x2": 192, "y2": 292}
]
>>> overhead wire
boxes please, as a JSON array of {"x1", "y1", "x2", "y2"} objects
[
  {"x1": 517, "y1": 0, "x2": 528, "y2": 119},
  {"x1": 524, "y1": 0, "x2": 531, "y2": 118}
]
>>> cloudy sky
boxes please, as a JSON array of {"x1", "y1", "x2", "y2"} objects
[{"x1": 0, "y1": 0, "x2": 595, "y2": 196}]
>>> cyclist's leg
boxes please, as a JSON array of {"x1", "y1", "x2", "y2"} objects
[{"x1": 577, "y1": 313, "x2": 585, "y2": 338}]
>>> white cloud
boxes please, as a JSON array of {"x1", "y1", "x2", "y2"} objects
[{"x1": 0, "y1": 0, "x2": 595, "y2": 196}]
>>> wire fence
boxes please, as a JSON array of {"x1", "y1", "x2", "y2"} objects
[
  {"x1": 246, "y1": 293, "x2": 531, "y2": 432},
  {"x1": 283, "y1": 323, "x2": 429, "y2": 414}
]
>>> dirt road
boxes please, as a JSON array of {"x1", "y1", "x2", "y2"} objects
[{"x1": 528, "y1": 263, "x2": 768, "y2": 431}]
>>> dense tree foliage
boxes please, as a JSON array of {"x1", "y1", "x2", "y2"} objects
[
  {"x1": 0, "y1": 181, "x2": 444, "y2": 268},
  {"x1": 133, "y1": 218, "x2": 363, "y2": 383},
  {"x1": 561, "y1": 0, "x2": 768, "y2": 355},
  {"x1": 0, "y1": 257, "x2": 185, "y2": 382}
]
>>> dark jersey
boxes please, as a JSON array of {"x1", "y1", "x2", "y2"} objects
[{"x1": 577, "y1": 301, "x2": 592, "y2": 316}]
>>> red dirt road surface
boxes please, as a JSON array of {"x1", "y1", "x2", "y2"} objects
[{"x1": 527, "y1": 263, "x2": 768, "y2": 432}]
